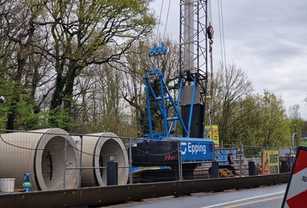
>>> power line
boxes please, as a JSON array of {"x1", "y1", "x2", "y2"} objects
[
  {"x1": 208, "y1": 0, "x2": 213, "y2": 22},
  {"x1": 0, "y1": 133, "x2": 119, "y2": 157},
  {"x1": 220, "y1": 0, "x2": 227, "y2": 68},
  {"x1": 0, "y1": 133, "x2": 178, "y2": 157},
  {"x1": 217, "y1": 0, "x2": 223, "y2": 69},
  {"x1": 217, "y1": 0, "x2": 227, "y2": 71},
  {"x1": 163, "y1": 0, "x2": 171, "y2": 38},
  {"x1": 156, "y1": 0, "x2": 165, "y2": 38},
  {"x1": 0, "y1": 134, "x2": 47, "y2": 151}
]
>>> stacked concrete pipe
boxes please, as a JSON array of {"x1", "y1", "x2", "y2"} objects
[
  {"x1": 75, "y1": 133, "x2": 129, "y2": 187},
  {"x1": 0, "y1": 128, "x2": 80, "y2": 190}
]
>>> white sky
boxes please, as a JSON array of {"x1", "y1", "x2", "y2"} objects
[{"x1": 150, "y1": 0, "x2": 307, "y2": 119}]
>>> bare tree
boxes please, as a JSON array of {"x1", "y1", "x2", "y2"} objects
[
  {"x1": 29, "y1": 0, "x2": 154, "y2": 120},
  {"x1": 120, "y1": 39, "x2": 180, "y2": 134},
  {"x1": 212, "y1": 65, "x2": 253, "y2": 144}
]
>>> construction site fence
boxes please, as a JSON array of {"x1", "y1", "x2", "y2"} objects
[{"x1": 0, "y1": 129, "x2": 293, "y2": 192}]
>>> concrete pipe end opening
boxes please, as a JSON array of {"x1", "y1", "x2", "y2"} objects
[
  {"x1": 34, "y1": 129, "x2": 80, "y2": 190},
  {"x1": 93, "y1": 133, "x2": 129, "y2": 186}
]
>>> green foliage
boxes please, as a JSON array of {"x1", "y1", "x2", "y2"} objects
[
  {"x1": 0, "y1": 79, "x2": 46, "y2": 129},
  {"x1": 259, "y1": 91, "x2": 291, "y2": 147},
  {"x1": 292, "y1": 124, "x2": 305, "y2": 146},
  {"x1": 301, "y1": 139, "x2": 307, "y2": 147},
  {"x1": 48, "y1": 110, "x2": 72, "y2": 130},
  {"x1": 219, "y1": 91, "x2": 291, "y2": 148},
  {"x1": 15, "y1": 99, "x2": 40, "y2": 129},
  {"x1": 288, "y1": 104, "x2": 304, "y2": 146},
  {"x1": 0, "y1": 78, "x2": 73, "y2": 130},
  {"x1": 0, "y1": 80, "x2": 12, "y2": 128},
  {"x1": 211, "y1": 66, "x2": 296, "y2": 148}
]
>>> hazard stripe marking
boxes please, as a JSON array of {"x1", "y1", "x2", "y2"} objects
[
  {"x1": 293, "y1": 150, "x2": 307, "y2": 174},
  {"x1": 286, "y1": 168, "x2": 307, "y2": 199},
  {"x1": 282, "y1": 147, "x2": 307, "y2": 208},
  {"x1": 287, "y1": 190, "x2": 307, "y2": 208}
]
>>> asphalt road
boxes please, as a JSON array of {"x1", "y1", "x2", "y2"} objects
[{"x1": 105, "y1": 184, "x2": 286, "y2": 208}]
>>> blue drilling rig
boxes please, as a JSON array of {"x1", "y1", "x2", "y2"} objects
[{"x1": 131, "y1": 0, "x2": 237, "y2": 180}]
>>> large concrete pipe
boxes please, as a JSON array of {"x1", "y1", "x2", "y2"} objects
[
  {"x1": 77, "y1": 133, "x2": 129, "y2": 187},
  {"x1": 0, "y1": 128, "x2": 80, "y2": 190}
]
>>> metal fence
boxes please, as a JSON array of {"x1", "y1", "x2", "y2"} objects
[
  {"x1": 0, "y1": 129, "x2": 188, "y2": 190},
  {"x1": 0, "y1": 129, "x2": 292, "y2": 192}
]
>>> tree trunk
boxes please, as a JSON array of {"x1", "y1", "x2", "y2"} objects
[
  {"x1": 6, "y1": 44, "x2": 25, "y2": 130},
  {"x1": 63, "y1": 62, "x2": 79, "y2": 113},
  {"x1": 50, "y1": 73, "x2": 65, "y2": 110}
]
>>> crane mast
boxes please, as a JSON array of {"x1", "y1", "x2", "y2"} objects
[
  {"x1": 180, "y1": 0, "x2": 209, "y2": 138},
  {"x1": 180, "y1": 0, "x2": 209, "y2": 75},
  {"x1": 183, "y1": 0, "x2": 195, "y2": 73}
]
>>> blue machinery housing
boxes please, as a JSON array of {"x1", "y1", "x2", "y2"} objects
[
  {"x1": 131, "y1": 138, "x2": 214, "y2": 167},
  {"x1": 178, "y1": 138, "x2": 214, "y2": 162}
]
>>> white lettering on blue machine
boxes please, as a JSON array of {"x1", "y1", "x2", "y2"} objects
[{"x1": 181, "y1": 142, "x2": 207, "y2": 155}]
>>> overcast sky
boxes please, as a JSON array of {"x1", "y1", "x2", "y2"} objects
[{"x1": 150, "y1": 0, "x2": 307, "y2": 119}]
